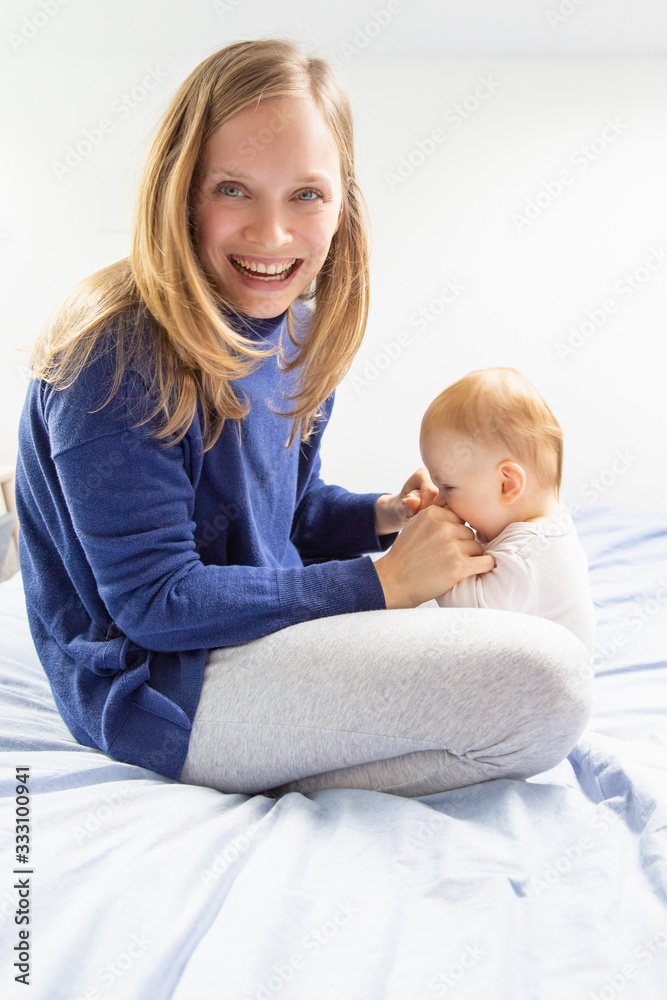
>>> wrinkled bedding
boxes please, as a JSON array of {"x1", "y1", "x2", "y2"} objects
[{"x1": 1, "y1": 505, "x2": 666, "y2": 1000}]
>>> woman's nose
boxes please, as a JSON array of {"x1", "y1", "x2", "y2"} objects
[{"x1": 242, "y1": 202, "x2": 291, "y2": 249}]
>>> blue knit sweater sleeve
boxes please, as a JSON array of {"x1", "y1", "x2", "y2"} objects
[{"x1": 27, "y1": 329, "x2": 392, "y2": 654}]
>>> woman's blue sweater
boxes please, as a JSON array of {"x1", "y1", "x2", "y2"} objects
[{"x1": 15, "y1": 303, "x2": 395, "y2": 779}]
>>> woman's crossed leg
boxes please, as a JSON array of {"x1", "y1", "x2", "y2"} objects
[{"x1": 179, "y1": 607, "x2": 593, "y2": 798}]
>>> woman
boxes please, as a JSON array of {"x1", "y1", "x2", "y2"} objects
[{"x1": 15, "y1": 40, "x2": 592, "y2": 797}]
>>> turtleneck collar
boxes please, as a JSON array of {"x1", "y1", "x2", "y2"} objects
[{"x1": 222, "y1": 308, "x2": 288, "y2": 340}]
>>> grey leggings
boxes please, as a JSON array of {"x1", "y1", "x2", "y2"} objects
[{"x1": 178, "y1": 606, "x2": 593, "y2": 798}]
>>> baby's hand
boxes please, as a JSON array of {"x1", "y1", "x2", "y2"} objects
[
  {"x1": 400, "y1": 490, "x2": 423, "y2": 516},
  {"x1": 376, "y1": 467, "x2": 439, "y2": 535},
  {"x1": 400, "y1": 467, "x2": 439, "y2": 514}
]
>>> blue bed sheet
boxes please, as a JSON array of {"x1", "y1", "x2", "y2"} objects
[{"x1": 1, "y1": 505, "x2": 666, "y2": 1000}]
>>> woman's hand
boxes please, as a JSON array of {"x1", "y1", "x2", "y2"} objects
[
  {"x1": 373, "y1": 504, "x2": 495, "y2": 609},
  {"x1": 375, "y1": 466, "x2": 439, "y2": 536}
]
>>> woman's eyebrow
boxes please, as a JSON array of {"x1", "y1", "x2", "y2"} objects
[
  {"x1": 205, "y1": 167, "x2": 334, "y2": 185},
  {"x1": 205, "y1": 166, "x2": 251, "y2": 179},
  {"x1": 295, "y1": 172, "x2": 334, "y2": 184}
]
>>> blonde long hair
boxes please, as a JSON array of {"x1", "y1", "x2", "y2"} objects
[{"x1": 30, "y1": 39, "x2": 371, "y2": 450}]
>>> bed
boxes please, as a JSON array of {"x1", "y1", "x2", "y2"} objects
[{"x1": 1, "y1": 503, "x2": 666, "y2": 1000}]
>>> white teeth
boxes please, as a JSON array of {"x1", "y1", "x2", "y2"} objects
[{"x1": 232, "y1": 255, "x2": 296, "y2": 278}]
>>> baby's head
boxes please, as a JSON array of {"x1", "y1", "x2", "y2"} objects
[{"x1": 419, "y1": 368, "x2": 563, "y2": 540}]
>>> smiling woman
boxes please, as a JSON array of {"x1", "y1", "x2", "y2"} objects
[
  {"x1": 15, "y1": 39, "x2": 592, "y2": 799},
  {"x1": 192, "y1": 96, "x2": 344, "y2": 319}
]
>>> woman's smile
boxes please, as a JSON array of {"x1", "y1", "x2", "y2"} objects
[{"x1": 228, "y1": 254, "x2": 303, "y2": 284}]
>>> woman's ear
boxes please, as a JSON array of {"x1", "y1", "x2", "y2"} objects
[{"x1": 498, "y1": 461, "x2": 526, "y2": 505}]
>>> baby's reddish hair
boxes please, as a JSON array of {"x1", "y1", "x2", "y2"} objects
[{"x1": 421, "y1": 367, "x2": 563, "y2": 492}]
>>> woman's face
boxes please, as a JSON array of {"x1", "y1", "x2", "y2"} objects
[{"x1": 192, "y1": 95, "x2": 344, "y2": 319}]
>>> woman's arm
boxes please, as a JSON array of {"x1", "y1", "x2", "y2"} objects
[
  {"x1": 47, "y1": 423, "x2": 388, "y2": 651},
  {"x1": 22, "y1": 355, "x2": 389, "y2": 656}
]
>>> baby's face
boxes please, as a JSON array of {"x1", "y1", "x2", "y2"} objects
[{"x1": 420, "y1": 428, "x2": 508, "y2": 541}]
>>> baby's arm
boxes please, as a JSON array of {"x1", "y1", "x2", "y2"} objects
[{"x1": 436, "y1": 539, "x2": 539, "y2": 614}]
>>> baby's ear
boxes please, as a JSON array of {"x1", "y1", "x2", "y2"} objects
[{"x1": 499, "y1": 461, "x2": 526, "y2": 504}]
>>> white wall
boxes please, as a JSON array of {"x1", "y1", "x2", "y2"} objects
[
  {"x1": 328, "y1": 54, "x2": 667, "y2": 513},
  {"x1": 1, "y1": 0, "x2": 666, "y2": 512}
]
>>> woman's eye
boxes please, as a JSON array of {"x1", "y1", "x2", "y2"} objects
[
  {"x1": 217, "y1": 183, "x2": 243, "y2": 197},
  {"x1": 296, "y1": 189, "x2": 322, "y2": 201}
]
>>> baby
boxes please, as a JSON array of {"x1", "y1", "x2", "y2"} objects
[{"x1": 419, "y1": 367, "x2": 596, "y2": 654}]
